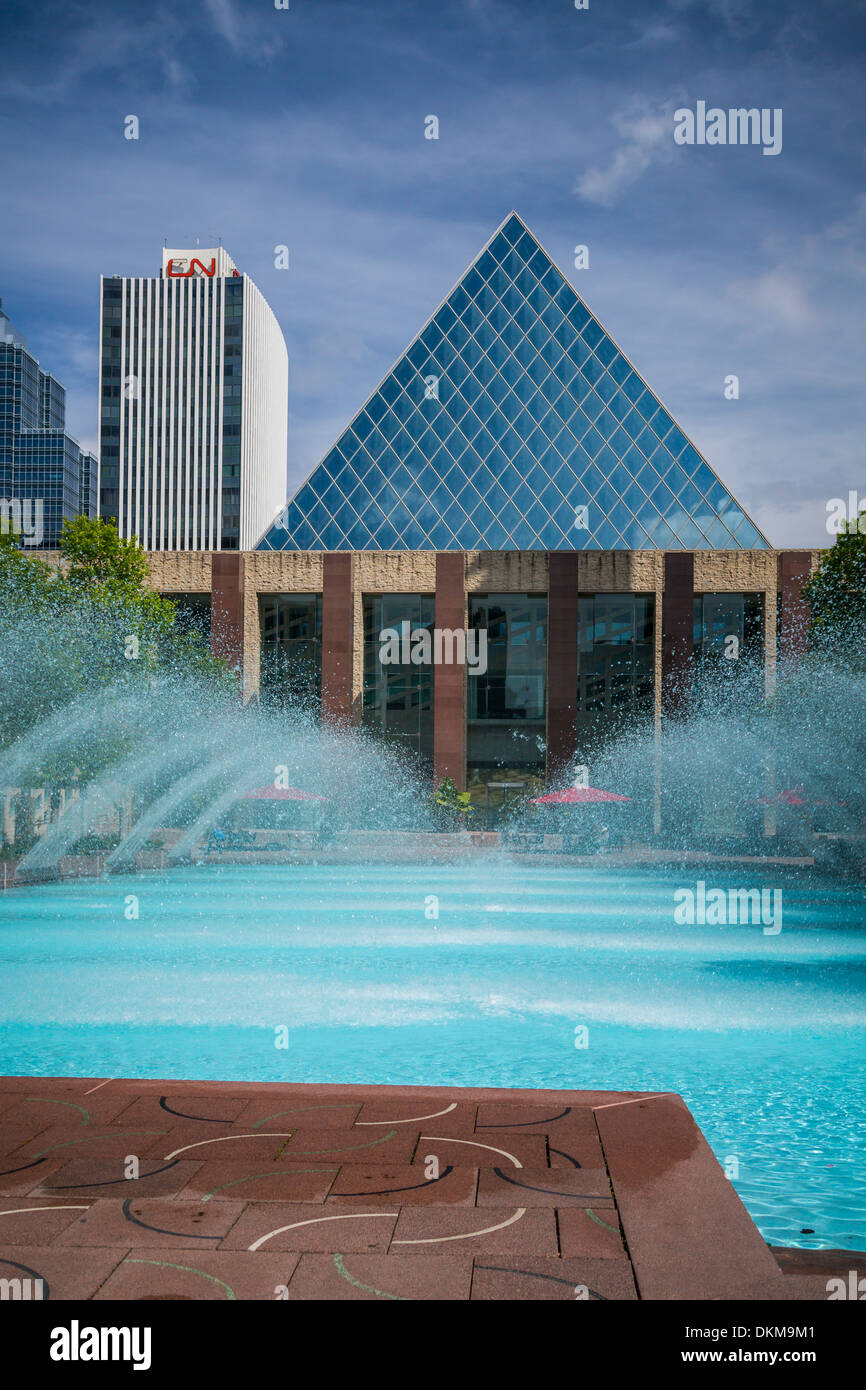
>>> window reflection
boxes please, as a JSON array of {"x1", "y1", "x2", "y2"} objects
[
  {"x1": 362, "y1": 595, "x2": 434, "y2": 768},
  {"x1": 259, "y1": 594, "x2": 322, "y2": 715}
]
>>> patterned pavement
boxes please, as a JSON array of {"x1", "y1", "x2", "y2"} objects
[{"x1": 0, "y1": 1076, "x2": 856, "y2": 1301}]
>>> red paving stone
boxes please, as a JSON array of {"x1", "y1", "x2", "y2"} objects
[
  {"x1": 0, "y1": 1198, "x2": 94, "y2": 1244},
  {"x1": 277, "y1": 1127, "x2": 420, "y2": 1164},
  {"x1": 221, "y1": 1203, "x2": 399, "y2": 1253},
  {"x1": 557, "y1": 1204, "x2": 628, "y2": 1259},
  {"x1": 470, "y1": 1256, "x2": 638, "y2": 1301},
  {"x1": 232, "y1": 1100, "x2": 363, "y2": 1130},
  {"x1": 0, "y1": 1157, "x2": 70, "y2": 1196},
  {"x1": 412, "y1": 1133, "x2": 548, "y2": 1168},
  {"x1": 52, "y1": 1198, "x2": 246, "y2": 1248},
  {"x1": 391, "y1": 1204, "x2": 558, "y2": 1256},
  {"x1": 476, "y1": 1166, "x2": 611, "y2": 1207},
  {"x1": 92, "y1": 1249, "x2": 301, "y2": 1301},
  {"x1": 326, "y1": 1163, "x2": 478, "y2": 1206},
  {"x1": 0, "y1": 1076, "x2": 852, "y2": 1301},
  {"x1": 109, "y1": 1094, "x2": 252, "y2": 1128},
  {"x1": 287, "y1": 1252, "x2": 473, "y2": 1300},
  {"x1": 0, "y1": 1245, "x2": 127, "y2": 1300},
  {"x1": 175, "y1": 1162, "x2": 339, "y2": 1204},
  {"x1": 353, "y1": 1098, "x2": 478, "y2": 1136},
  {"x1": 29, "y1": 1158, "x2": 206, "y2": 1199}
]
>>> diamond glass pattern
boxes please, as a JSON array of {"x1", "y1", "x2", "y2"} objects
[{"x1": 258, "y1": 214, "x2": 768, "y2": 552}]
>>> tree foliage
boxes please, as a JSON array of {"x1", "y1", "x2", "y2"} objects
[
  {"x1": 0, "y1": 517, "x2": 233, "y2": 766},
  {"x1": 805, "y1": 521, "x2": 866, "y2": 668}
]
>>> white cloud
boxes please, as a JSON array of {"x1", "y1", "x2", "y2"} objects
[
  {"x1": 202, "y1": 0, "x2": 242, "y2": 53},
  {"x1": 576, "y1": 106, "x2": 674, "y2": 206},
  {"x1": 728, "y1": 268, "x2": 813, "y2": 330}
]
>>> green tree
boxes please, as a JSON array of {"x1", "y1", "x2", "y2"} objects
[
  {"x1": 60, "y1": 514, "x2": 151, "y2": 589},
  {"x1": 431, "y1": 776, "x2": 475, "y2": 827},
  {"x1": 0, "y1": 516, "x2": 233, "y2": 759},
  {"x1": 804, "y1": 521, "x2": 866, "y2": 668}
]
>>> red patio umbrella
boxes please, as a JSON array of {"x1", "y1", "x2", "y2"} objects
[
  {"x1": 754, "y1": 788, "x2": 821, "y2": 807},
  {"x1": 241, "y1": 785, "x2": 328, "y2": 801},
  {"x1": 530, "y1": 786, "x2": 631, "y2": 804}
]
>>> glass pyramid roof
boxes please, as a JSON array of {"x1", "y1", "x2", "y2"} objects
[{"x1": 258, "y1": 213, "x2": 768, "y2": 552}]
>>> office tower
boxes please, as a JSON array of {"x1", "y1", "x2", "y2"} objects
[
  {"x1": 98, "y1": 246, "x2": 288, "y2": 551},
  {"x1": 0, "y1": 299, "x2": 97, "y2": 549}
]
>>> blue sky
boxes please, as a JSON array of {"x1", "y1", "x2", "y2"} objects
[{"x1": 1, "y1": 0, "x2": 864, "y2": 546}]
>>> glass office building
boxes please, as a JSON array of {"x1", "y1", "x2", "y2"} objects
[{"x1": 0, "y1": 300, "x2": 97, "y2": 549}]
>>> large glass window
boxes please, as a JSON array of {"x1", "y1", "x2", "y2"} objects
[
  {"x1": 259, "y1": 594, "x2": 322, "y2": 715},
  {"x1": 362, "y1": 595, "x2": 434, "y2": 767},
  {"x1": 694, "y1": 592, "x2": 763, "y2": 684},
  {"x1": 577, "y1": 594, "x2": 655, "y2": 749},
  {"x1": 162, "y1": 592, "x2": 211, "y2": 642},
  {"x1": 467, "y1": 594, "x2": 547, "y2": 816}
]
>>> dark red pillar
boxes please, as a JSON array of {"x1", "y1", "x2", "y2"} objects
[
  {"x1": 661, "y1": 552, "x2": 694, "y2": 719},
  {"x1": 434, "y1": 551, "x2": 466, "y2": 789},
  {"x1": 778, "y1": 552, "x2": 812, "y2": 664},
  {"x1": 546, "y1": 551, "x2": 580, "y2": 784},
  {"x1": 321, "y1": 552, "x2": 355, "y2": 728},
  {"x1": 211, "y1": 552, "x2": 245, "y2": 673}
]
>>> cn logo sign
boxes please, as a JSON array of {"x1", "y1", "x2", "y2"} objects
[{"x1": 166, "y1": 258, "x2": 241, "y2": 278}]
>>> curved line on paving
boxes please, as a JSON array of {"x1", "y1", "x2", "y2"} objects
[
  {"x1": 592, "y1": 1093, "x2": 674, "y2": 1111},
  {"x1": 283, "y1": 1130, "x2": 398, "y2": 1157},
  {"x1": 162, "y1": 1133, "x2": 292, "y2": 1160},
  {"x1": 25, "y1": 1098, "x2": 90, "y2": 1126},
  {"x1": 474, "y1": 1263, "x2": 608, "y2": 1300},
  {"x1": 0, "y1": 1156, "x2": 47, "y2": 1177},
  {"x1": 355, "y1": 1103, "x2": 458, "y2": 1127},
  {"x1": 0, "y1": 1255, "x2": 49, "y2": 1300},
  {"x1": 30, "y1": 1131, "x2": 166, "y2": 1159},
  {"x1": 251, "y1": 1106, "x2": 356, "y2": 1130},
  {"x1": 420, "y1": 1135, "x2": 523, "y2": 1169},
  {"x1": 248, "y1": 1211, "x2": 398, "y2": 1253},
  {"x1": 0, "y1": 1204, "x2": 89, "y2": 1218},
  {"x1": 585, "y1": 1208, "x2": 619, "y2": 1234},
  {"x1": 336, "y1": 1165, "x2": 454, "y2": 1197},
  {"x1": 127, "y1": 1257, "x2": 236, "y2": 1300},
  {"x1": 201, "y1": 1167, "x2": 340, "y2": 1202},
  {"x1": 51, "y1": 1159, "x2": 181, "y2": 1190},
  {"x1": 490, "y1": 1167, "x2": 606, "y2": 1200},
  {"x1": 333, "y1": 1253, "x2": 409, "y2": 1300},
  {"x1": 121, "y1": 1197, "x2": 221, "y2": 1240},
  {"x1": 159, "y1": 1097, "x2": 235, "y2": 1124},
  {"x1": 476, "y1": 1107, "x2": 571, "y2": 1129},
  {"x1": 549, "y1": 1147, "x2": 582, "y2": 1169},
  {"x1": 392, "y1": 1207, "x2": 526, "y2": 1246}
]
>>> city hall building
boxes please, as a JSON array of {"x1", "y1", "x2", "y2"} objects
[{"x1": 144, "y1": 214, "x2": 815, "y2": 810}]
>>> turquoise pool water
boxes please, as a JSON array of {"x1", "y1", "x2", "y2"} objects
[{"x1": 1, "y1": 862, "x2": 864, "y2": 1250}]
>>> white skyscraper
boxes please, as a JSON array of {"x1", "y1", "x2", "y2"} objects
[{"x1": 98, "y1": 246, "x2": 287, "y2": 550}]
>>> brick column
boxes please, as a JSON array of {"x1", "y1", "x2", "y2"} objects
[
  {"x1": 211, "y1": 553, "x2": 245, "y2": 674},
  {"x1": 546, "y1": 551, "x2": 580, "y2": 785},
  {"x1": 434, "y1": 551, "x2": 466, "y2": 789},
  {"x1": 321, "y1": 552, "x2": 355, "y2": 727},
  {"x1": 778, "y1": 552, "x2": 811, "y2": 665},
  {"x1": 661, "y1": 552, "x2": 694, "y2": 719}
]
